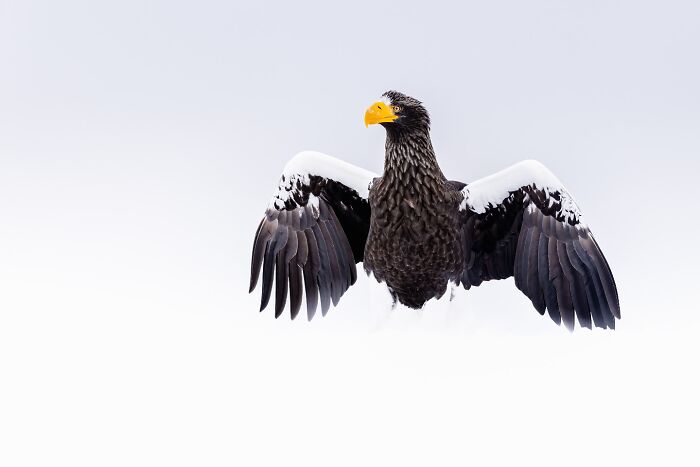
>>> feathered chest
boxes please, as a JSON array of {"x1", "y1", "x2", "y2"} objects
[
  {"x1": 367, "y1": 168, "x2": 462, "y2": 244},
  {"x1": 363, "y1": 168, "x2": 465, "y2": 296},
  {"x1": 361, "y1": 139, "x2": 466, "y2": 290}
]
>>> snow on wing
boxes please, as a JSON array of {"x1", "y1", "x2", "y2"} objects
[{"x1": 250, "y1": 151, "x2": 375, "y2": 320}]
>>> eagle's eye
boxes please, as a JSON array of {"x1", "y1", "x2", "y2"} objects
[{"x1": 393, "y1": 106, "x2": 402, "y2": 113}]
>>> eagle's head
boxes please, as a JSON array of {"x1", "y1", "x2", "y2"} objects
[{"x1": 364, "y1": 91, "x2": 430, "y2": 135}]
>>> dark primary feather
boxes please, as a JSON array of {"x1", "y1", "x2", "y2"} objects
[
  {"x1": 249, "y1": 175, "x2": 371, "y2": 320},
  {"x1": 457, "y1": 183, "x2": 620, "y2": 330}
]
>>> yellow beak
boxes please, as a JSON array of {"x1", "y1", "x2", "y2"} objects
[{"x1": 364, "y1": 101, "x2": 398, "y2": 127}]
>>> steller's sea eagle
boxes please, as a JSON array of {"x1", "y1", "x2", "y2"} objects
[{"x1": 249, "y1": 91, "x2": 620, "y2": 330}]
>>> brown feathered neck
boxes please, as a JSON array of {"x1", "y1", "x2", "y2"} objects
[{"x1": 383, "y1": 128, "x2": 447, "y2": 185}]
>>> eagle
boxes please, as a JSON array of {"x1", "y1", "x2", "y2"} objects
[{"x1": 249, "y1": 91, "x2": 620, "y2": 330}]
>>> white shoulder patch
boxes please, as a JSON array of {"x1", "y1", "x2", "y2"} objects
[
  {"x1": 459, "y1": 160, "x2": 583, "y2": 224},
  {"x1": 269, "y1": 151, "x2": 376, "y2": 210}
]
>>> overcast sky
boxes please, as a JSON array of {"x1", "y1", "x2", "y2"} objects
[{"x1": 1, "y1": 1, "x2": 698, "y2": 466}]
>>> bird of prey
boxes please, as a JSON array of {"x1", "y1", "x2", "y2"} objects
[{"x1": 249, "y1": 91, "x2": 620, "y2": 330}]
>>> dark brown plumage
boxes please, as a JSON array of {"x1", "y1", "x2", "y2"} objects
[
  {"x1": 249, "y1": 91, "x2": 620, "y2": 330},
  {"x1": 363, "y1": 96, "x2": 463, "y2": 308}
]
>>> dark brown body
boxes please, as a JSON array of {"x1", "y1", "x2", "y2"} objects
[
  {"x1": 251, "y1": 91, "x2": 620, "y2": 329},
  {"x1": 363, "y1": 135, "x2": 464, "y2": 308}
]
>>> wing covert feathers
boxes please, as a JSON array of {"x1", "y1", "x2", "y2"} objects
[
  {"x1": 250, "y1": 152, "x2": 374, "y2": 320},
  {"x1": 458, "y1": 162, "x2": 620, "y2": 330}
]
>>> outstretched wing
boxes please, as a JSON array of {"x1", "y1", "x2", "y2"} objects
[
  {"x1": 455, "y1": 160, "x2": 620, "y2": 330},
  {"x1": 249, "y1": 151, "x2": 375, "y2": 320}
]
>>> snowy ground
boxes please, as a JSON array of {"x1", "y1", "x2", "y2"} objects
[{"x1": 1, "y1": 267, "x2": 697, "y2": 465}]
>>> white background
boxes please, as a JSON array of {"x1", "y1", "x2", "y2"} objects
[{"x1": 1, "y1": 1, "x2": 698, "y2": 465}]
